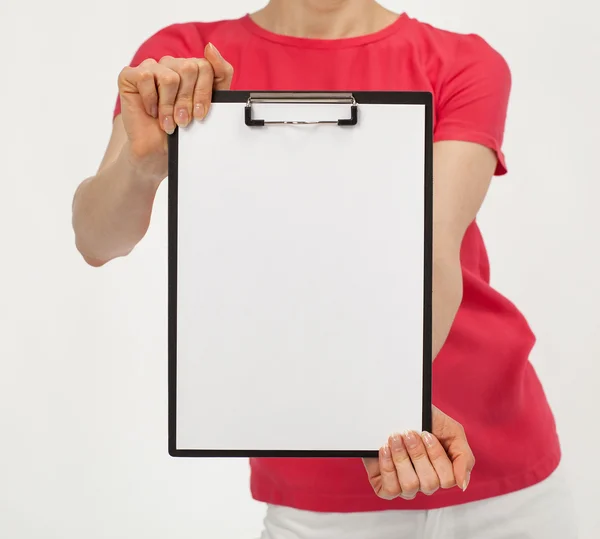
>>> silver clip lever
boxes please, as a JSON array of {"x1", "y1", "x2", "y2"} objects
[{"x1": 245, "y1": 92, "x2": 358, "y2": 127}]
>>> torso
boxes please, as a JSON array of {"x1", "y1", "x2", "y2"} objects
[{"x1": 117, "y1": 12, "x2": 562, "y2": 511}]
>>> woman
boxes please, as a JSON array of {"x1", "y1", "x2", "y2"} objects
[{"x1": 72, "y1": 1, "x2": 576, "y2": 537}]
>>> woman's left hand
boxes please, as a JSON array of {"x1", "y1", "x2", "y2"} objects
[{"x1": 363, "y1": 406, "x2": 475, "y2": 500}]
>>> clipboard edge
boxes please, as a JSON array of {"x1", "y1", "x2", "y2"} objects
[
  {"x1": 167, "y1": 91, "x2": 435, "y2": 456},
  {"x1": 169, "y1": 448, "x2": 380, "y2": 459},
  {"x1": 167, "y1": 127, "x2": 179, "y2": 457}
]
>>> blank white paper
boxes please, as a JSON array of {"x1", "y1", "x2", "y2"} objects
[{"x1": 175, "y1": 99, "x2": 427, "y2": 452}]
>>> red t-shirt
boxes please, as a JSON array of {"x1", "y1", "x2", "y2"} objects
[{"x1": 114, "y1": 13, "x2": 561, "y2": 512}]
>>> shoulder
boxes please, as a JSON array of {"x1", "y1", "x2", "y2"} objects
[
  {"x1": 400, "y1": 17, "x2": 512, "y2": 174},
  {"x1": 402, "y1": 15, "x2": 511, "y2": 87},
  {"x1": 129, "y1": 18, "x2": 245, "y2": 60}
]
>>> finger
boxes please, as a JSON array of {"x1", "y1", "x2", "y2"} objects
[
  {"x1": 158, "y1": 57, "x2": 199, "y2": 127},
  {"x1": 153, "y1": 60, "x2": 181, "y2": 134},
  {"x1": 204, "y1": 42, "x2": 234, "y2": 90},
  {"x1": 133, "y1": 59, "x2": 159, "y2": 117},
  {"x1": 401, "y1": 431, "x2": 440, "y2": 496},
  {"x1": 118, "y1": 62, "x2": 158, "y2": 118},
  {"x1": 389, "y1": 433, "x2": 420, "y2": 500},
  {"x1": 192, "y1": 58, "x2": 214, "y2": 120},
  {"x1": 421, "y1": 431, "x2": 456, "y2": 489},
  {"x1": 377, "y1": 445, "x2": 402, "y2": 499}
]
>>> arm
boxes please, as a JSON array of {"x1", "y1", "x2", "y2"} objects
[
  {"x1": 365, "y1": 34, "x2": 510, "y2": 501},
  {"x1": 431, "y1": 140, "x2": 497, "y2": 359},
  {"x1": 72, "y1": 41, "x2": 233, "y2": 266},
  {"x1": 72, "y1": 118, "x2": 161, "y2": 267},
  {"x1": 429, "y1": 35, "x2": 511, "y2": 359},
  {"x1": 72, "y1": 24, "x2": 182, "y2": 266},
  {"x1": 364, "y1": 141, "x2": 499, "y2": 498}
]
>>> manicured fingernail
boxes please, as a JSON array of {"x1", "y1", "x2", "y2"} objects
[
  {"x1": 209, "y1": 42, "x2": 222, "y2": 59},
  {"x1": 177, "y1": 108, "x2": 189, "y2": 126},
  {"x1": 150, "y1": 105, "x2": 158, "y2": 118},
  {"x1": 422, "y1": 431, "x2": 435, "y2": 448},
  {"x1": 194, "y1": 103, "x2": 205, "y2": 119},
  {"x1": 163, "y1": 115, "x2": 175, "y2": 135},
  {"x1": 402, "y1": 430, "x2": 418, "y2": 449},
  {"x1": 462, "y1": 472, "x2": 471, "y2": 491},
  {"x1": 390, "y1": 433, "x2": 403, "y2": 452},
  {"x1": 381, "y1": 445, "x2": 391, "y2": 460}
]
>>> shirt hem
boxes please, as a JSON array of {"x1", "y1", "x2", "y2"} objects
[{"x1": 250, "y1": 448, "x2": 561, "y2": 512}]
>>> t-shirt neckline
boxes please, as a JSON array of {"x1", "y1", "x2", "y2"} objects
[{"x1": 240, "y1": 12, "x2": 409, "y2": 49}]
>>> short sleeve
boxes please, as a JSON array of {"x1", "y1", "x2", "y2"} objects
[
  {"x1": 434, "y1": 35, "x2": 512, "y2": 176},
  {"x1": 113, "y1": 24, "x2": 202, "y2": 120}
]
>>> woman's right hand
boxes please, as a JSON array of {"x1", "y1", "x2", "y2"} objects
[{"x1": 117, "y1": 43, "x2": 234, "y2": 181}]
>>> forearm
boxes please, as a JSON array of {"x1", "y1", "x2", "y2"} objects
[
  {"x1": 72, "y1": 144, "x2": 161, "y2": 266},
  {"x1": 431, "y1": 248, "x2": 464, "y2": 360},
  {"x1": 427, "y1": 141, "x2": 498, "y2": 359}
]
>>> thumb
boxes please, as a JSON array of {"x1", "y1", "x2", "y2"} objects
[
  {"x1": 204, "y1": 43, "x2": 234, "y2": 90},
  {"x1": 431, "y1": 406, "x2": 475, "y2": 491},
  {"x1": 450, "y1": 445, "x2": 475, "y2": 491}
]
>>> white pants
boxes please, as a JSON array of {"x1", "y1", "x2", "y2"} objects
[{"x1": 258, "y1": 465, "x2": 578, "y2": 539}]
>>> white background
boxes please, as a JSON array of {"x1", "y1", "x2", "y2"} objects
[{"x1": 0, "y1": 0, "x2": 598, "y2": 538}]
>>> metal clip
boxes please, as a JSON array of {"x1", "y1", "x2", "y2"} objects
[{"x1": 245, "y1": 92, "x2": 358, "y2": 127}]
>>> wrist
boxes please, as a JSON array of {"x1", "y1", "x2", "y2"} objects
[{"x1": 120, "y1": 140, "x2": 167, "y2": 187}]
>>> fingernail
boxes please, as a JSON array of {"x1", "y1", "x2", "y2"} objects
[
  {"x1": 150, "y1": 104, "x2": 157, "y2": 118},
  {"x1": 177, "y1": 108, "x2": 189, "y2": 126},
  {"x1": 462, "y1": 472, "x2": 471, "y2": 491},
  {"x1": 209, "y1": 42, "x2": 222, "y2": 59},
  {"x1": 402, "y1": 430, "x2": 418, "y2": 449},
  {"x1": 390, "y1": 433, "x2": 403, "y2": 453},
  {"x1": 194, "y1": 103, "x2": 205, "y2": 120},
  {"x1": 422, "y1": 431, "x2": 435, "y2": 448},
  {"x1": 381, "y1": 445, "x2": 392, "y2": 461},
  {"x1": 163, "y1": 115, "x2": 175, "y2": 135}
]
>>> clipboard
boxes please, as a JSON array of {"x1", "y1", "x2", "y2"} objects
[{"x1": 168, "y1": 91, "x2": 433, "y2": 458}]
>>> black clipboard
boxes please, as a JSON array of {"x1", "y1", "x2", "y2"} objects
[{"x1": 168, "y1": 91, "x2": 433, "y2": 458}]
